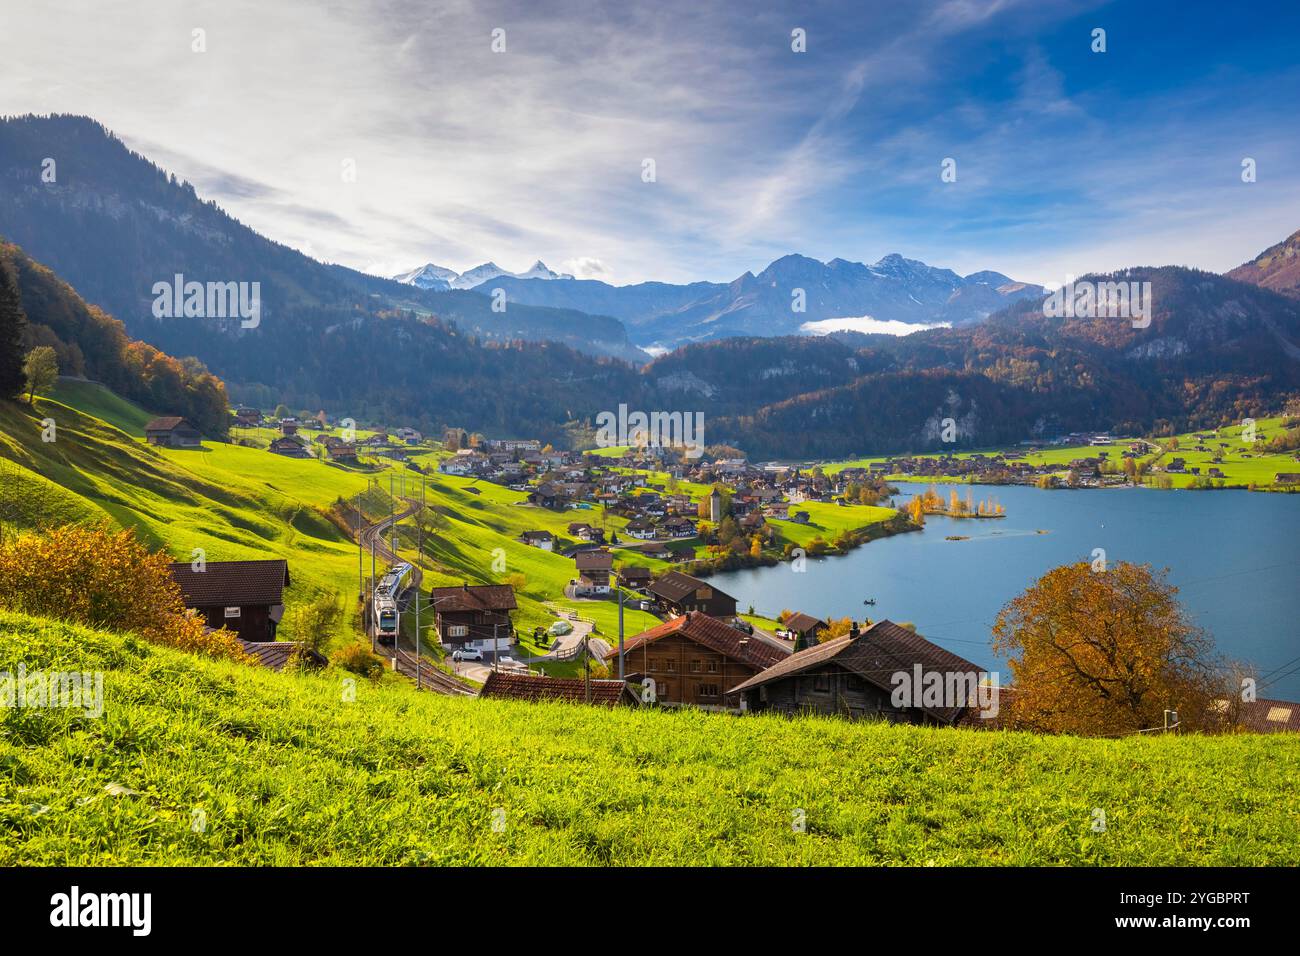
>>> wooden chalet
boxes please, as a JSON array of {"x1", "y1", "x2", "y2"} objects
[
  {"x1": 783, "y1": 611, "x2": 828, "y2": 648},
  {"x1": 608, "y1": 611, "x2": 789, "y2": 710},
  {"x1": 268, "y1": 436, "x2": 311, "y2": 458},
  {"x1": 168, "y1": 559, "x2": 290, "y2": 642},
  {"x1": 616, "y1": 565, "x2": 653, "y2": 590},
  {"x1": 623, "y1": 518, "x2": 656, "y2": 539},
  {"x1": 574, "y1": 548, "x2": 613, "y2": 592},
  {"x1": 568, "y1": 522, "x2": 605, "y2": 544},
  {"x1": 479, "y1": 671, "x2": 639, "y2": 707},
  {"x1": 326, "y1": 443, "x2": 359, "y2": 463},
  {"x1": 528, "y1": 481, "x2": 566, "y2": 509},
  {"x1": 638, "y1": 540, "x2": 670, "y2": 559},
  {"x1": 728, "y1": 619, "x2": 988, "y2": 725},
  {"x1": 518, "y1": 530, "x2": 555, "y2": 550},
  {"x1": 646, "y1": 570, "x2": 737, "y2": 618},
  {"x1": 427, "y1": 583, "x2": 517, "y2": 649},
  {"x1": 144, "y1": 416, "x2": 202, "y2": 448}
]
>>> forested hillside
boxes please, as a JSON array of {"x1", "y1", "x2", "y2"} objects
[{"x1": 0, "y1": 242, "x2": 227, "y2": 435}]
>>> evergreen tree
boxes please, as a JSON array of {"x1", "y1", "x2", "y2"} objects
[{"x1": 0, "y1": 259, "x2": 28, "y2": 400}]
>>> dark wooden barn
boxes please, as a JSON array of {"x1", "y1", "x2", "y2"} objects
[
  {"x1": 167, "y1": 559, "x2": 290, "y2": 642},
  {"x1": 646, "y1": 570, "x2": 737, "y2": 619},
  {"x1": 728, "y1": 619, "x2": 991, "y2": 726},
  {"x1": 145, "y1": 416, "x2": 202, "y2": 448}
]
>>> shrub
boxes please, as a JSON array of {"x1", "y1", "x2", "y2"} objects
[
  {"x1": 333, "y1": 641, "x2": 386, "y2": 680},
  {"x1": 285, "y1": 589, "x2": 343, "y2": 653},
  {"x1": 0, "y1": 525, "x2": 245, "y2": 660}
]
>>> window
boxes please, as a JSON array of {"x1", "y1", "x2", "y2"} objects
[
  {"x1": 706, "y1": 661, "x2": 718, "y2": 673},
  {"x1": 447, "y1": 624, "x2": 468, "y2": 638},
  {"x1": 223, "y1": 607, "x2": 241, "y2": 619},
  {"x1": 813, "y1": 674, "x2": 830, "y2": 693},
  {"x1": 660, "y1": 683, "x2": 671, "y2": 699},
  {"x1": 690, "y1": 660, "x2": 701, "y2": 673},
  {"x1": 699, "y1": 683, "x2": 719, "y2": 699},
  {"x1": 665, "y1": 659, "x2": 676, "y2": 672}
]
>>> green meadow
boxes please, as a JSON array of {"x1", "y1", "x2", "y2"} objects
[
  {"x1": 3, "y1": 610, "x2": 1296, "y2": 866},
  {"x1": 0, "y1": 382, "x2": 669, "y2": 660}
]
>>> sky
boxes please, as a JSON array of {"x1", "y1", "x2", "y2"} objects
[{"x1": 2, "y1": 0, "x2": 1298, "y2": 286}]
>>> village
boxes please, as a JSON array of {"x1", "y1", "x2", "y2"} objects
[{"x1": 137, "y1": 408, "x2": 1300, "y2": 736}]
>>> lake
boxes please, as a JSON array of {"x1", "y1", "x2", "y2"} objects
[{"x1": 712, "y1": 485, "x2": 1300, "y2": 699}]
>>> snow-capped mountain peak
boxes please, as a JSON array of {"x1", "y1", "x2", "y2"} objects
[
  {"x1": 391, "y1": 262, "x2": 459, "y2": 290},
  {"x1": 392, "y1": 259, "x2": 574, "y2": 290}
]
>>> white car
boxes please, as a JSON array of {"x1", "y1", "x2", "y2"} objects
[
  {"x1": 452, "y1": 647, "x2": 484, "y2": 662},
  {"x1": 549, "y1": 620, "x2": 573, "y2": 636}
]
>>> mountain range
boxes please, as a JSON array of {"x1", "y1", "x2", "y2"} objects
[
  {"x1": 2, "y1": 113, "x2": 1297, "y2": 458},
  {"x1": 394, "y1": 260, "x2": 574, "y2": 291},
  {"x1": 441, "y1": 252, "x2": 1045, "y2": 350},
  {"x1": 0, "y1": 115, "x2": 646, "y2": 364}
]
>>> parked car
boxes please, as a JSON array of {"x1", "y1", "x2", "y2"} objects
[
  {"x1": 731, "y1": 618, "x2": 754, "y2": 635},
  {"x1": 452, "y1": 647, "x2": 484, "y2": 662},
  {"x1": 549, "y1": 620, "x2": 573, "y2": 636}
]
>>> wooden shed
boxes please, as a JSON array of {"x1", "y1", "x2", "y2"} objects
[
  {"x1": 145, "y1": 416, "x2": 202, "y2": 448},
  {"x1": 168, "y1": 559, "x2": 291, "y2": 642}
]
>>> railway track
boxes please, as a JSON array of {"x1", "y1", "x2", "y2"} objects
[
  {"x1": 392, "y1": 647, "x2": 476, "y2": 696},
  {"x1": 357, "y1": 499, "x2": 477, "y2": 696}
]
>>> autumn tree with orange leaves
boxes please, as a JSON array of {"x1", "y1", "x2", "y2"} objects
[
  {"x1": 992, "y1": 561, "x2": 1238, "y2": 736},
  {"x1": 0, "y1": 526, "x2": 245, "y2": 660}
]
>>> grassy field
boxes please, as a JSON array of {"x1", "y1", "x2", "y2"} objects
[
  {"x1": 1, "y1": 386, "x2": 372, "y2": 647},
  {"x1": 822, "y1": 417, "x2": 1300, "y2": 489},
  {"x1": 5, "y1": 381, "x2": 908, "y2": 663},
  {"x1": 3, "y1": 609, "x2": 1296, "y2": 866},
  {"x1": 0, "y1": 384, "x2": 668, "y2": 659}
]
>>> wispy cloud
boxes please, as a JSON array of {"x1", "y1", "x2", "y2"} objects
[{"x1": 1, "y1": 0, "x2": 1296, "y2": 285}]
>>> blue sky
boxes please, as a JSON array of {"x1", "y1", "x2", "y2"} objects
[{"x1": 3, "y1": 0, "x2": 1298, "y2": 285}]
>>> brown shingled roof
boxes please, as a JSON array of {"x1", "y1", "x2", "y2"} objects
[
  {"x1": 784, "y1": 611, "x2": 827, "y2": 636},
  {"x1": 168, "y1": 559, "x2": 290, "y2": 606},
  {"x1": 145, "y1": 416, "x2": 197, "y2": 432},
  {"x1": 426, "y1": 584, "x2": 517, "y2": 613},
  {"x1": 479, "y1": 671, "x2": 635, "y2": 706},
  {"x1": 607, "y1": 611, "x2": 789, "y2": 670},
  {"x1": 239, "y1": 640, "x2": 327, "y2": 671},
  {"x1": 574, "y1": 549, "x2": 613, "y2": 571},
  {"x1": 728, "y1": 619, "x2": 983, "y2": 724},
  {"x1": 1236, "y1": 697, "x2": 1300, "y2": 733},
  {"x1": 647, "y1": 570, "x2": 733, "y2": 604}
]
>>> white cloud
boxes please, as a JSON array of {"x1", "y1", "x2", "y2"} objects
[
  {"x1": 801, "y1": 317, "x2": 951, "y2": 336},
  {"x1": 561, "y1": 257, "x2": 613, "y2": 281},
  {"x1": 1, "y1": 0, "x2": 1294, "y2": 288}
]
